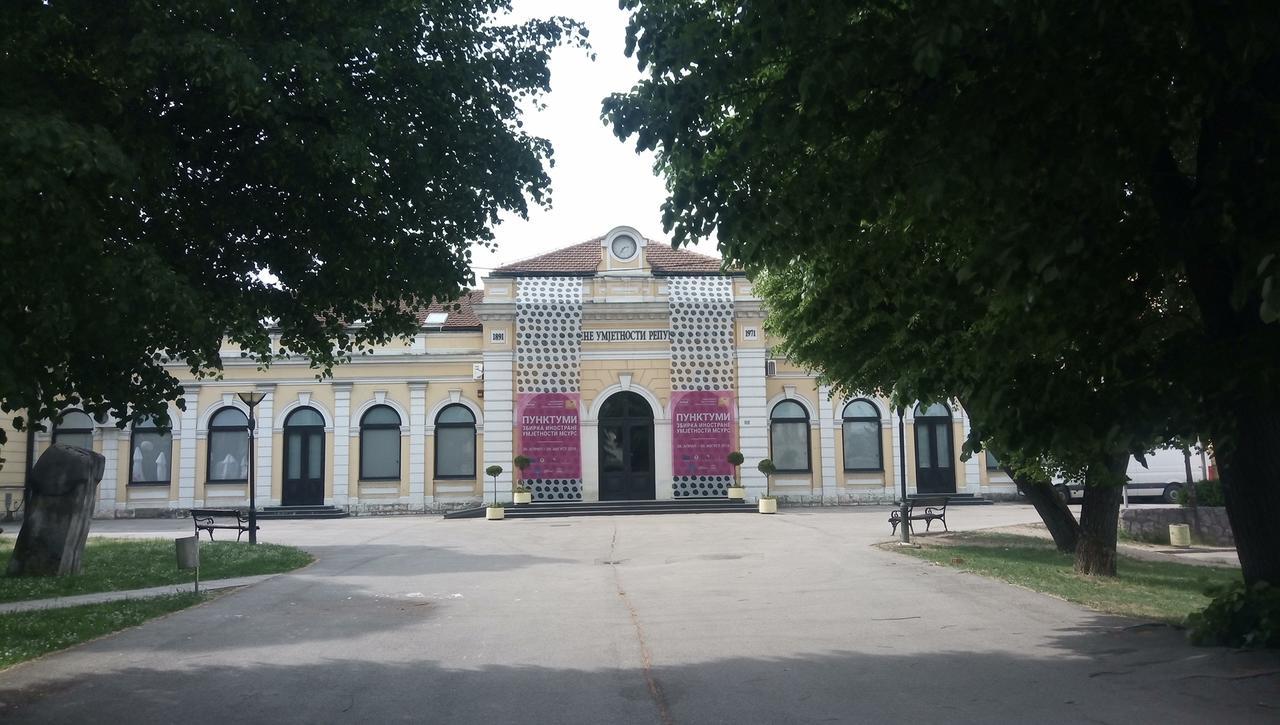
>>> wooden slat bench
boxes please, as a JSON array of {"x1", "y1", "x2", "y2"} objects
[
  {"x1": 190, "y1": 508, "x2": 255, "y2": 541},
  {"x1": 888, "y1": 497, "x2": 949, "y2": 535}
]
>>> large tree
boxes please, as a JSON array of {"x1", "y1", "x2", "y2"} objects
[
  {"x1": 0, "y1": 1, "x2": 584, "y2": 440},
  {"x1": 606, "y1": 2, "x2": 1280, "y2": 582}
]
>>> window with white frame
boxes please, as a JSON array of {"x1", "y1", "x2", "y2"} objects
[
  {"x1": 52, "y1": 410, "x2": 94, "y2": 450},
  {"x1": 360, "y1": 405, "x2": 402, "y2": 480},
  {"x1": 841, "y1": 399, "x2": 883, "y2": 471},
  {"x1": 130, "y1": 416, "x2": 172, "y2": 484},
  {"x1": 769, "y1": 400, "x2": 810, "y2": 472},
  {"x1": 434, "y1": 404, "x2": 476, "y2": 478},
  {"x1": 207, "y1": 407, "x2": 249, "y2": 482}
]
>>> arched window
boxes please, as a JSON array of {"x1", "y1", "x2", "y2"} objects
[
  {"x1": 360, "y1": 405, "x2": 402, "y2": 480},
  {"x1": 434, "y1": 404, "x2": 476, "y2": 479},
  {"x1": 207, "y1": 407, "x2": 249, "y2": 482},
  {"x1": 842, "y1": 399, "x2": 882, "y2": 471},
  {"x1": 53, "y1": 410, "x2": 95, "y2": 450},
  {"x1": 769, "y1": 400, "x2": 810, "y2": 472},
  {"x1": 130, "y1": 416, "x2": 172, "y2": 484}
]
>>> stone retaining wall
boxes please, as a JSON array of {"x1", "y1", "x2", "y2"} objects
[{"x1": 1120, "y1": 507, "x2": 1234, "y2": 547}]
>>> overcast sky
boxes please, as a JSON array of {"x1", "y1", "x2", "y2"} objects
[{"x1": 470, "y1": 0, "x2": 720, "y2": 282}]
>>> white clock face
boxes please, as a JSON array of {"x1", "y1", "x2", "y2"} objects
[{"x1": 611, "y1": 234, "x2": 638, "y2": 260}]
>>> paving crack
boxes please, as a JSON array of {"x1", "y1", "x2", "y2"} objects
[{"x1": 610, "y1": 523, "x2": 674, "y2": 725}]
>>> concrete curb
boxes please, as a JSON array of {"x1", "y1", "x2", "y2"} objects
[{"x1": 0, "y1": 574, "x2": 278, "y2": 614}]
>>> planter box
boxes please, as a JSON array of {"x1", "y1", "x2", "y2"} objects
[
  {"x1": 513, "y1": 491, "x2": 532, "y2": 505},
  {"x1": 486, "y1": 506, "x2": 505, "y2": 521},
  {"x1": 727, "y1": 486, "x2": 746, "y2": 501},
  {"x1": 759, "y1": 498, "x2": 778, "y2": 514}
]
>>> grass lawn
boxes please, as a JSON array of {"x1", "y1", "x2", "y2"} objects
[
  {"x1": 0, "y1": 537, "x2": 312, "y2": 603},
  {"x1": 0, "y1": 593, "x2": 207, "y2": 669},
  {"x1": 896, "y1": 532, "x2": 1240, "y2": 623}
]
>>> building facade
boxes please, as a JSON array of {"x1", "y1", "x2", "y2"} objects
[{"x1": 0, "y1": 227, "x2": 1015, "y2": 516}]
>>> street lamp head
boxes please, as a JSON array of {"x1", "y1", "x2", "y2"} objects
[{"x1": 237, "y1": 391, "x2": 267, "y2": 409}]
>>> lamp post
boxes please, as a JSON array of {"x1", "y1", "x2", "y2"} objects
[
  {"x1": 898, "y1": 406, "x2": 911, "y2": 544},
  {"x1": 237, "y1": 391, "x2": 267, "y2": 545}
]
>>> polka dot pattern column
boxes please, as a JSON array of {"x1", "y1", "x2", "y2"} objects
[
  {"x1": 669, "y1": 276, "x2": 737, "y2": 498},
  {"x1": 516, "y1": 277, "x2": 583, "y2": 501}
]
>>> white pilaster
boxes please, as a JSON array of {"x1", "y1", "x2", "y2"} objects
[
  {"x1": 736, "y1": 348, "x2": 769, "y2": 500},
  {"x1": 254, "y1": 385, "x2": 276, "y2": 506},
  {"x1": 482, "y1": 351, "x2": 514, "y2": 498},
  {"x1": 179, "y1": 386, "x2": 200, "y2": 508},
  {"x1": 333, "y1": 382, "x2": 352, "y2": 506},
  {"x1": 408, "y1": 381, "x2": 428, "y2": 507},
  {"x1": 818, "y1": 385, "x2": 838, "y2": 501},
  {"x1": 961, "y1": 408, "x2": 981, "y2": 494},
  {"x1": 99, "y1": 427, "x2": 119, "y2": 514},
  {"x1": 580, "y1": 419, "x2": 599, "y2": 501},
  {"x1": 889, "y1": 408, "x2": 905, "y2": 498}
]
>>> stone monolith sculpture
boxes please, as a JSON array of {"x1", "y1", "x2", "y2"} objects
[{"x1": 7, "y1": 444, "x2": 106, "y2": 576}]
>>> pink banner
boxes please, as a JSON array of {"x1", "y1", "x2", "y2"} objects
[
  {"x1": 517, "y1": 392, "x2": 581, "y2": 480},
  {"x1": 672, "y1": 390, "x2": 737, "y2": 477}
]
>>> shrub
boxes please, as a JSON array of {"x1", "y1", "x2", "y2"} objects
[
  {"x1": 726, "y1": 451, "x2": 745, "y2": 466},
  {"x1": 1185, "y1": 581, "x2": 1280, "y2": 648},
  {"x1": 1176, "y1": 479, "x2": 1226, "y2": 507}
]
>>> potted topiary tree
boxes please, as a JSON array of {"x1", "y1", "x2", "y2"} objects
[
  {"x1": 726, "y1": 451, "x2": 746, "y2": 501},
  {"x1": 757, "y1": 458, "x2": 778, "y2": 514},
  {"x1": 485, "y1": 464, "x2": 505, "y2": 520},
  {"x1": 513, "y1": 455, "x2": 533, "y2": 505}
]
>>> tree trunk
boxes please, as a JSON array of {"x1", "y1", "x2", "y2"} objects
[
  {"x1": 1010, "y1": 469, "x2": 1079, "y2": 553},
  {"x1": 1217, "y1": 403, "x2": 1280, "y2": 585},
  {"x1": 1074, "y1": 453, "x2": 1129, "y2": 577}
]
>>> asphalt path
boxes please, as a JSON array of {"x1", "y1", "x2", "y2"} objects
[{"x1": 0, "y1": 506, "x2": 1276, "y2": 724}]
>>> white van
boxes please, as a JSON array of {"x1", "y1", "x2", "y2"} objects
[{"x1": 1061, "y1": 446, "x2": 1212, "y2": 503}]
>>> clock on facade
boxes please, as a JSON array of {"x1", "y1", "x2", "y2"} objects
[{"x1": 610, "y1": 233, "x2": 638, "y2": 261}]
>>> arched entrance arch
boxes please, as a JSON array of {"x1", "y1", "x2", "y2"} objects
[
  {"x1": 598, "y1": 391, "x2": 655, "y2": 500},
  {"x1": 283, "y1": 406, "x2": 325, "y2": 506},
  {"x1": 914, "y1": 402, "x2": 955, "y2": 494}
]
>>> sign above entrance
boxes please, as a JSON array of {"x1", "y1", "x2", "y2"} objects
[{"x1": 580, "y1": 329, "x2": 669, "y2": 343}]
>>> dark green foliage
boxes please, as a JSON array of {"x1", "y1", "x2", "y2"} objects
[
  {"x1": 513, "y1": 455, "x2": 532, "y2": 471},
  {"x1": 1187, "y1": 581, "x2": 1280, "y2": 648},
  {"x1": 0, "y1": 1, "x2": 586, "y2": 446},
  {"x1": 726, "y1": 451, "x2": 744, "y2": 467},
  {"x1": 607, "y1": 0, "x2": 1280, "y2": 583},
  {"x1": 755, "y1": 459, "x2": 775, "y2": 476},
  {"x1": 1177, "y1": 480, "x2": 1227, "y2": 508}
]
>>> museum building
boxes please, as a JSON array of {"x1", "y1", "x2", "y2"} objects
[{"x1": 0, "y1": 226, "x2": 1015, "y2": 517}]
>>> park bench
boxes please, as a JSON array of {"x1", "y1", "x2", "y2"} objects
[
  {"x1": 888, "y1": 497, "x2": 949, "y2": 535},
  {"x1": 190, "y1": 508, "x2": 256, "y2": 541}
]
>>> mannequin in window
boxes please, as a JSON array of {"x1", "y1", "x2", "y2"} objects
[
  {"x1": 218, "y1": 453, "x2": 239, "y2": 480},
  {"x1": 154, "y1": 449, "x2": 168, "y2": 482}
]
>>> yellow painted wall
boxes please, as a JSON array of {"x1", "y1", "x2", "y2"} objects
[{"x1": 0, "y1": 411, "x2": 27, "y2": 491}]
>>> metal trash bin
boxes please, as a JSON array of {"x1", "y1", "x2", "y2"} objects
[{"x1": 175, "y1": 535, "x2": 201, "y2": 592}]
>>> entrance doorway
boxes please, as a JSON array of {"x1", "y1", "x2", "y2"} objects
[
  {"x1": 914, "y1": 403, "x2": 956, "y2": 494},
  {"x1": 598, "y1": 392, "x2": 655, "y2": 500},
  {"x1": 283, "y1": 407, "x2": 325, "y2": 506}
]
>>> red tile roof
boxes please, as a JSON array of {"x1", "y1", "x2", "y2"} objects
[
  {"x1": 419, "y1": 288, "x2": 483, "y2": 330},
  {"x1": 490, "y1": 236, "x2": 737, "y2": 277}
]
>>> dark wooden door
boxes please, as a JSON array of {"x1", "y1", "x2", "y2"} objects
[
  {"x1": 914, "y1": 417, "x2": 956, "y2": 494},
  {"x1": 283, "y1": 425, "x2": 325, "y2": 506},
  {"x1": 598, "y1": 392, "x2": 655, "y2": 501}
]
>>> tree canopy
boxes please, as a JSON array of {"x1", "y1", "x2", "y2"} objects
[
  {"x1": 607, "y1": 1, "x2": 1280, "y2": 582},
  {"x1": 0, "y1": 1, "x2": 586, "y2": 441}
]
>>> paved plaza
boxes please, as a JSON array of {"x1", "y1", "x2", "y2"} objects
[{"x1": 1, "y1": 505, "x2": 1277, "y2": 724}]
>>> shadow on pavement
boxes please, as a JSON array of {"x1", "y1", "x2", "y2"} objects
[{"x1": 1, "y1": 615, "x2": 1276, "y2": 724}]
